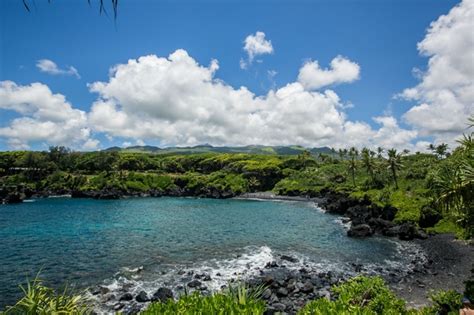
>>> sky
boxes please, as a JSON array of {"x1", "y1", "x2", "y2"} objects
[{"x1": 0, "y1": 0, "x2": 473, "y2": 151}]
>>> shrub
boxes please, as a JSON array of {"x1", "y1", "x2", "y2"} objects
[
  {"x1": 4, "y1": 275, "x2": 90, "y2": 314},
  {"x1": 419, "y1": 289, "x2": 462, "y2": 315},
  {"x1": 300, "y1": 276, "x2": 409, "y2": 315},
  {"x1": 142, "y1": 284, "x2": 266, "y2": 315}
]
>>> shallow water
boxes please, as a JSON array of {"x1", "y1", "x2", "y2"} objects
[{"x1": 0, "y1": 197, "x2": 421, "y2": 309}]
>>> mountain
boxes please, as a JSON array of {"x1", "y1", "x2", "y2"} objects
[{"x1": 103, "y1": 144, "x2": 334, "y2": 155}]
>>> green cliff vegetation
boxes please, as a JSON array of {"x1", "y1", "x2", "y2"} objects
[{"x1": 1, "y1": 127, "x2": 473, "y2": 238}]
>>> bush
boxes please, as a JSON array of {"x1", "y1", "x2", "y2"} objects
[
  {"x1": 4, "y1": 275, "x2": 90, "y2": 314},
  {"x1": 142, "y1": 284, "x2": 266, "y2": 315},
  {"x1": 300, "y1": 276, "x2": 410, "y2": 315},
  {"x1": 419, "y1": 290, "x2": 462, "y2": 315}
]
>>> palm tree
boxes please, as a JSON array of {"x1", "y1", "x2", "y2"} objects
[
  {"x1": 361, "y1": 148, "x2": 375, "y2": 182},
  {"x1": 348, "y1": 147, "x2": 358, "y2": 187},
  {"x1": 298, "y1": 150, "x2": 311, "y2": 168},
  {"x1": 387, "y1": 148, "x2": 402, "y2": 189},
  {"x1": 428, "y1": 143, "x2": 436, "y2": 154},
  {"x1": 430, "y1": 117, "x2": 474, "y2": 237},
  {"x1": 338, "y1": 149, "x2": 345, "y2": 161},
  {"x1": 377, "y1": 147, "x2": 384, "y2": 159},
  {"x1": 436, "y1": 143, "x2": 449, "y2": 159}
]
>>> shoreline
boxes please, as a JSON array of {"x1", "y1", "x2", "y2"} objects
[
  {"x1": 391, "y1": 233, "x2": 473, "y2": 308},
  {"x1": 3, "y1": 191, "x2": 472, "y2": 313},
  {"x1": 88, "y1": 235, "x2": 473, "y2": 314},
  {"x1": 234, "y1": 191, "x2": 323, "y2": 203}
]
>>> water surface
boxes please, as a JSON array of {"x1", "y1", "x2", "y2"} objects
[{"x1": 0, "y1": 197, "x2": 421, "y2": 309}]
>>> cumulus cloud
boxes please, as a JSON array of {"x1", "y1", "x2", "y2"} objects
[
  {"x1": 0, "y1": 48, "x2": 440, "y2": 151},
  {"x1": 0, "y1": 81, "x2": 96, "y2": 150},
  {"x1": 85, "y1": 49, "x2": 415, "y2": 151},
  {"x1": 297, "y1": 56, "x2": 360, "y2": 90},
  {"x1": 36, "y1": 59, "x2": 81, "y2": 78},
  {"x1": 400, "y1": 0, "x2": 474, "y2": 144},
  {"x1": 240, "y1": 31, "x2": 273, "y2": 69}
]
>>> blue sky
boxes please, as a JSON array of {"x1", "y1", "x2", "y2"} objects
[{"x1": 1, "y1": 0, "x2": 472, "y2": 151}]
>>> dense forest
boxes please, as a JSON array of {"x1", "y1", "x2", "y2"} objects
[{"x1": 1, "y1": 129, "x2": 472, "y2": 239}]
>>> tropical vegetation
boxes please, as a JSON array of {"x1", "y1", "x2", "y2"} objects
[{"x1": 1, "y1": 118, "x2": 473, "y2": 238}]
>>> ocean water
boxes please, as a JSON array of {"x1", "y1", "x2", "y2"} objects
[{"x1": 0, "y1": 197, "x2": 422, "y2": 310}]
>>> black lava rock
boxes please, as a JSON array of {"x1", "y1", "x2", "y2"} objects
[
  {"x1": 347, "y1": 224, "x2": 373, "y2": 237},
  {"x1": 135, "y1": 291, "x2": 149, "y2": 303},
  {"x1": 152, "y1": 287, "x2": 174, "y2": 302}
]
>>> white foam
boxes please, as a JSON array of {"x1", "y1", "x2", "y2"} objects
[
  {"x1": 89, "y1": 241, "x2": 428, "y2": 313},
  {"x1": 333, "y1": 217, "x2": 351, "y2": 230}
]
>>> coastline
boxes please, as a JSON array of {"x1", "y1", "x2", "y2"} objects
[
  {"x1": 391, "y1": 233, "x2": 473, "y2": 308},
  {"x1": 234, "y1": 191, "x2": 323, "y2": 203},
  {"x1": 3, "y1": 191, "x2": 472, "y2": 313},
  {"x1": 236, "y1": 192, "x2": 474, "y2": 309}
]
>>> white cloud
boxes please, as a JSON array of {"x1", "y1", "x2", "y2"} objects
[
  {"x1": 36, "y1": 59, "x2": 81, "y2": 78},
  {"x1": 86, "y1": 49, "x2": 416, "y2": 150},
  {"x1": 372, "y1": 116, "x2": 418, "y2": 150},
  {"x1": 82, "y1": 138, "x2": 100, "y2": 150},
  {"x1": 241, "y1": 31, "x2": 273, "y2": 69},
  {"x1": 0, "y1": 81, "x2": 96, "y2": 150},
  {"x1": 297, "y1": 56, "x2": 360, "y2": 90},
  {"x1": 400, "y1": 0, "x2": 474, "y2": 144}
]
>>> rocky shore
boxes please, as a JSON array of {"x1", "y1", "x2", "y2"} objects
[
  {"x1": 237, "y1": 191, "x2": 429, "y2": 241},
  {"x1": 88, "y1": 233, "x2": 472, "y2": 314},
  {"x1": 392, "y1": 234, "x2": 474, "y2": 309},
  {"x1": 89, "y1": 247, "x2": 432, "y2": 314}
]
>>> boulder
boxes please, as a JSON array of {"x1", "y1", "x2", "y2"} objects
[
  {"x1": 273, "y1": 303, "x2": 286, "y2": 312},
  {"x1": 119, "y1": 293, "x2": 133, "y2": 301},
  {"x1": 96, "y1": 189, "x2": 121, "y2": 200},
  {"x1": 301, "y1": 281, "x2": 314, "y2": 293},
  {"x1": 397, "y1": 223, "x2": 418, "y2": 240},
  {"x1": 135, "y1": 291, "x2": 149, "y2": 303},
  {"x1": 187, "y1": 280, "x2": 202, "y2": 288},
  {"x1": 280, "y1": 255, "x2": 298, "y2": 263},
  {"x1": 383, "y1": 225, "x2": 401, "y2": 237},
  {"x1": 113, "y1": 303, "x2": 124, "y2": 311},
  {"x1": 322, "y1": 195, "x2": 358, "y2": 214},
  {"x1": 368, "y1": 218, "x2": 395, "y2": 234},
  {"x1": 262, "y1": 288, "x2": 272, "y2": 300},
  {"x1": 152, "y1": 288, "x2": 173, "y2": 302},
  {"x1": 381, "y1": 205, "x2": 397, "y2": 221},
  {"x1": 347, "y1": 224, "x2": 373, "y2": 237},
  {"x1": 346, "y1": 205, "x2": 372, "y2": 225},
  {"x1": 277, "y1": 287, "x2": 288, "y2": 297},
  {"x1": 4, "y1": 192, "x2": 24, "y2": 204}
]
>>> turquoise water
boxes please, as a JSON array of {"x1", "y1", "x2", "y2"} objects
[{"x1": 0, "y1": 197, "x2": 420, "y2": 309}]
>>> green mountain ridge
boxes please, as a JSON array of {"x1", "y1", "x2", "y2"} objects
[{"x1": 103, "y1": 145, "x2": 334, "y2": 155}]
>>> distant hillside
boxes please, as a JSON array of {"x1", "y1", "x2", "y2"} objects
[{"x1": 104, "y1": 144, "x2": 334, "y2": 156}]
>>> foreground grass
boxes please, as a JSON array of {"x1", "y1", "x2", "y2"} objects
[
  {"x1": 142, "y1": 285, "x2": 266, "y2": 315},
  {"x1": 2, "y1": 276, "x2": 465, "y2": 315},
  {"x1": 2, "y1": 275, "x2": 90, "y2": 314}
]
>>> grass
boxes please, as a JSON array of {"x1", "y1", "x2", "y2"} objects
[
  {"x1": 2, "y1": 275, "x2": 90, "y2": 314},
  {"x1": 142, "y1": 283, "x2": 266, "y2": 315},
  {"x1": 427, "y1": 218, "x2": 466, "y2": 239},
  {"x1": 1, "y1": 275, "x2": 466, "y2": 315}
]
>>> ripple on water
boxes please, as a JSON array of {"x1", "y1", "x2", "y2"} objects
[{"x1": 0, "y1": 197, "x2": 426, "y2": 311}]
